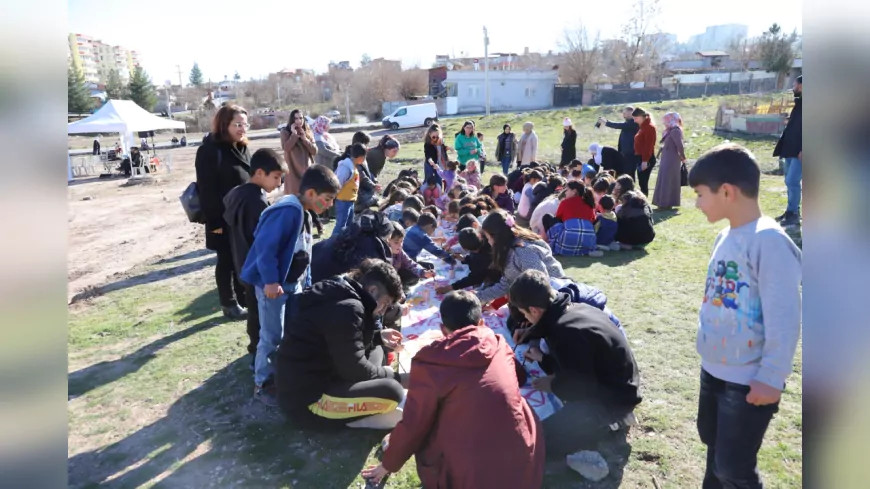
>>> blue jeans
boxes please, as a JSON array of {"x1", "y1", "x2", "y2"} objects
[
  {"x1": 254, "y1": 285, "x2": 295, "y2": 386},
  {"x1": 332, "y1": 199, "x2": 355, "y2": 238},
  {"x1": 783, "y1": 157, "x2": 802, "y2": 213},
  {"x1": 697, "y1": 369, "x2": 779, "y2": 489},
  {"x1": 501, "y1": 156, "x2": 512, "y2": 175}
]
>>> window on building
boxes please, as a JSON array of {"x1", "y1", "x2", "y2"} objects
[
  {"x1": 468, "y1": 85, "x2": 480, "y2": 98},
  {"x1": 525, "y1": 86, "x2": 537, "y2": 98}
]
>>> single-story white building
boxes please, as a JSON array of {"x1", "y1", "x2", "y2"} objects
[{"x1": 445, "y1": 70, "x2": 559, "y2": 114}]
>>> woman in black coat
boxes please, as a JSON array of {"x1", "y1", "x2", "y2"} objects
[
  {"x1": 588, "y1": 143, "x2": 630, "y2": 176},
  {"x1": 422, "y1": 124, "x2": 452, "y2": 188},
  {"x1": 560, "y1": 118, "x2": 577, "y2": 165},
  {"x1": 195, "y1": 105, "x2": 252, "y2": 319}
]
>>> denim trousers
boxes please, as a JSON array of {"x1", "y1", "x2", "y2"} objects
[
  {"x1": 697, "y1": 369, "x2": 779, "y2": 489},
  {"x1": 254, "y1": 285, "x2": 298, "y2": 386},
  {"x1": 332, "y1": 199, "x2": 355, "y2": 238},
  {"x1": 501, "y1": 156, "x2": 512, "y2": 175},
  {"x1": 783, "y1": 157, "x2": 802, "y2": 214}
]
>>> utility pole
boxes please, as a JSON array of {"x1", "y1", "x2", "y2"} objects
[
  {"x1": 344, "y1": 85, "x2": 351, "y2": 124},
  {"x1": 175, "y1": 65, "x2": 183, "y2": 87},
  {"x1": 483, "y1": 26, "x2": 490, "y2": 116},
  {"x1": 165, "y1": 85, "x2": 173, "y2": 120}
]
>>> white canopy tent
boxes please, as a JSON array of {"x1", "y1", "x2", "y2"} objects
[{"x1": 67, "y1": 100, "x2": 186, "y2": 180}]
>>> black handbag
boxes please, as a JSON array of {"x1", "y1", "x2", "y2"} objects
[
  {"x1": 179, "y1": 182, "x2": 205, "y2": 224},
  {"x1": 680, "y1": 161, "x2": 689, "y2": 187}
]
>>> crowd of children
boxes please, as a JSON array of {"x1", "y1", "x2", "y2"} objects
[{"x1": 209, "y1": 111, "x2": 799, "y2": 488}]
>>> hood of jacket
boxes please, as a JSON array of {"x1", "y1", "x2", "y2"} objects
[
  {"x1": 222, "y1": 183, "x2": 265, "y2": 228},
  {"x1": 414, "y1": 325, "x2": 502, "y2": 369},
  {"x1": 258, "y1": 194, "x2": 302, "y2": 223},
  {"x1": 297, "y1": 275, "x2": 376, "y2": 316}
]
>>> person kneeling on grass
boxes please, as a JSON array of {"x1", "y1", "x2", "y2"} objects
[
  {"x1": 510, "y1": 269, "x2": 642, "y2": 459},
  {"x1": 275, "y1": 259, "x2": 407, "y2": 430},
  {"x1": 362, "y1": 291, "x2": 545, "y2": 488}
]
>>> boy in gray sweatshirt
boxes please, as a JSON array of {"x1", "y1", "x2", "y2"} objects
[{"x1": 689, "y1": 143, "x2": 801, "y2": 489}]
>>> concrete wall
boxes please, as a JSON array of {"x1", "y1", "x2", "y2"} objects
[{"x1": 446, "y1": 71, "x2": 558, "y2": 113}]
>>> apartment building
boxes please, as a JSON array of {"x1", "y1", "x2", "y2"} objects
[{"x1": 68, "y1": 33, "x2": 141, "y2": 85}]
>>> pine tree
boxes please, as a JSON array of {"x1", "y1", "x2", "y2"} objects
[
  {"x1": 759, "y1": 24, "x2": 796, "y2": 90},
  {"x1": 189, "y1": 62, "x2": 204, "y2": 87},
  {"x1": 128, "y1": 66, "x2": 158, "y2": 111},
  {"x1": 233, "y1": 70, "x2": 241, "y2": 81},
  {"x1": 68, "y1": 66, "x2": 92, "y2": 113},
  {"x1": 105, "y1": 69, "x2": 127, "y2": 99}
]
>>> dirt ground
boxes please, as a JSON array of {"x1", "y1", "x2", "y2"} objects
[{"x1": 66, "y1": 133, "x2": 357, "y2": 304}]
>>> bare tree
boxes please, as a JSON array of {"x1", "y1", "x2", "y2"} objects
[
  {"x1": 559, "y1": 21, "x2": 602, "y2": 85},
  {"x1": 398, "y1": 69, "x2": 429, "y2": 98},
  {"x1": 618, "y1": 0, "x2": 663, "y2": 84}
]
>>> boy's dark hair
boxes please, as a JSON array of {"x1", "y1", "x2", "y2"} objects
[
  {"x1": 475, "y1": 194, "x2": 498, "y2": 211},
  {"x1": 446, "y1": 160, "x2": 459, "y2": 171},
  {"x1": 300, "y1": 164, "x2": 341, "y2": 194},
  {"x1": 348, "y1": 258, "x2": 403, "y2": 303},
  {"x1": 401, "y1": 208, "x2": 420, "y2": 225},
  {"x1": 402, "y1": 196, "x2": 423, "y2": 212},
  {"x1": 489, "y1": 174, "x2": 507, "y2": 186},
  {"x1": 350, "y1": 142, "x2": 367, "y2": 159},
  {"x1": 352, "y1": 131, "x2": 371, "y2": 146},
  {"x1": 571, "y1": 169, "x2": 583, "y2": 178},
  {"x1": 528, "y1": 170, "x2": 544, "y2": 183},
  {"x1": 440, "y1": 290, "x2": 482, "y2": 332},
  {"x1": 459, "y1": 203, "x2": 481, "y2": 217},
  {"x1": 417, "y1": 212, "x2": 437, "y2": 229},
  {"x1": 592, "y1": 177, "x2": 611, "y2": 193},
  {"x1": 476, "y1": 132, "x2": 484, "y2": 138},
  {"x1": 422, "y1": 205, "x2": 442, "y2": 219},
  {"x1": 569, "y1": 159, "x2": 582, "y2": 168},
  {"x1": 456, "y1": 214, "x2": 478, "y2": 232},
  {"x1": 509, "y1": 270, "x2": 557, "y2": 310},
  {"x1": 458, "y1": 227, "x2": 484, "y2": 252},
  {"x1": 412, "y1": 194, "x2": 426, "y2": 208},
  {"x1": 390, "y1": 222, "x2": 405, "y2": 240},
  {"x1": 560, "y1": 168, "x2": 569, "y2": 177},
  {"x1": 459, "y1": 196, "x2": 474, "y2": 207},
  {"x1": 447, "y1": 200, "x2": 461, "y2": 215},
  {"x1": 250, "y1": 148, "x2": 285, "y2": 176},
  {"x1": 426, "y1": 175, "x2": 439, "y2": 186},
  {"x1": 599, "y1": 194, "x2": 615, "y2": 211},
  {"x1": 689, "y1": 143, "x2": 760, "y2": 198},
  {"x1": 584, "y1": 170, "x2": 597, "y2": 181}
]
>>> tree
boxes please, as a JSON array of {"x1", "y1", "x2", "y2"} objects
[
  {"x1": 128, "y1": 66, "x2": 158, "y2": 111},
  {"x1": 105, "y1": 69, "x2": 127, "y2": 99},
  {"x1": 758, "y1": 23, "x2": 796, "y2": 89},
  {"x1": 68, "y1": 67, "x2": 92, "y2": 113},
  {"x1": 233, "y1": 70, "x2": 241, "y2": 82},
  {"x1": 360, "y1": 53, "x2": 372, "y2": 67},
  {"x1": 398, "y1": 69, "x2": 429, "y2": 99},
  {"x1": 189, "y1": 62, "x2": 204, "y2": 87},
  {"x1": 727, "y1": 36, "x2": 758, "y2": 94},
  {"x1": 617, "y1": 0, "x2": 663, "y2": 84},
  {"x1": 559, "y1": 21, "x2": 602, "y2": 85}
]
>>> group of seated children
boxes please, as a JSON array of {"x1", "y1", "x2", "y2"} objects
[{"x1": 505, "y1": 159, "x2": 656, "y2": 257}]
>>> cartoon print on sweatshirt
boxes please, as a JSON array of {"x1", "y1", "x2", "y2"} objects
[{"x1": 703, "y1": 260, "x2": 749, "y2": 310}]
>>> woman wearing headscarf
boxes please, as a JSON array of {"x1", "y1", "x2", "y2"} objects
[
  {"x1": 312, "y1": 115, "x2": 342, "y2": 168},
  {"x1": 587, "y1": 143, "x2": 628, "y2": 176},
  {"x1": 560, "y1": 118, "x2": 577, "y2": 165},
  {"x1": 281, "y1": 109, "x2": 317, "y2": 195},
  {"x1": 517, "y1": 121, "x2": 538, "y2": 167},
  {"x1": 652, "y1": 111, "x2": 686, "y2": 209}
]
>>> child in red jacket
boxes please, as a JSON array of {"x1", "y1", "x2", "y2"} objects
[{"x1": 555, "y1": 181, "x2": 596, "y2": 223}]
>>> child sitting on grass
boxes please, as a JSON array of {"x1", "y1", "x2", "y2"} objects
[
  {"x1": 481, "y1": 174, "x2": 515, "y2": 213},
  {"x1": 555, "y1": 181, "x2": 596, "y2": 224},
  {"x1": 428, "y1": 159, "x2": 458, "y2": 193},
  {"x1": 389, "y1": 224, "x2": 436, "y2": 288},
  {"x1": 584, "y1": 170, "x2": 598, "y2": 187},
  {"x1": 595, "y1": 195, "x2": 619, "y2": 251},
  {"x1": 614, "y1": 190, "x2": 655, "y2": 249},
  {"x1": 380, "y1": 189, "x2": 410, "y2": 222},
  {"x1": 444, "y1": 200, "x2": 461, "y2": 224},
  {"x1": 401, "y1": 208, "x2": 420, "y2": 230},
  {"x1": 460, "y1": 159, "x2": 482, "y2": 190},
  {"x1": 403, "y1": 212, "x2": 457, "y2": 265},
  {"x1": 570, "y1": 168, "x2": 583, "y2": 182},
  {"x1": 421, "y1": 175, "x2": 442, "y2": 207},
  {"x1": 443, "y1": 213, "x2": 481, "y2": 253},
  {"x1": 436, "y1": 228, "x2": 501, "y2": 294}
]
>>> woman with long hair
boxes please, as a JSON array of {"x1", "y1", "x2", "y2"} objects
[
  {"x1": 454, "y1": 120, "x2": 482, "y2": 167},
  {"x1": 495, "y1": 124, "x2": 518, "y2": 175},
  {"x1": 652, "y1": 111, "x2": 686, "y2": 210},
  {"x1": 631, "y1": 107, "x2": 657, "y2": 196},
  {"x1": 476, "y1": 210, "x2": 568, "y2": 307},
  {"x1": 560, "y1": 117, "x2": 577, "y2": 165},
  {"x1": 366, "y1": 134, "x2": 401, "y2": 179},
  {"x1": 281, "y1": 109, "x2": 317, "y2": 195},
  {"x1": 194, "y1": 104, "x2": 252, "y2": 319},
  {"x1": 423, "y1": 124, "x2": 451, "y2": 188},
  {"x1": 312, "y1": 115, "x2": 342, "y2": 168}
]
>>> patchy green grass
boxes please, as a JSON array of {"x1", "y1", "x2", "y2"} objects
[{"x1": 68, "y1": 97, "x2": 801, "y2": 488}]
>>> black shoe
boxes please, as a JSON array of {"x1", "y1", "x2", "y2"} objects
[
  {"x1": 775, "y1": 211, "x2": 792, "y2": 222},
  {"x1": 780, "y1": 212, "x2": 801, "y2": 226},
  {"x1": 222, "y1": 304, "x2": 248, "y2": 320}
]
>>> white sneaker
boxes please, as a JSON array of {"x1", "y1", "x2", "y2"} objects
[
  {"x1": 609, "y1": 242, "x2": 621, "y2": 251},
  {"x1": 588, "y1": 250, "x2": 604, "y2": 257}
]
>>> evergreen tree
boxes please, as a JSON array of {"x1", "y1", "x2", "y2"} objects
[
  {"x1": 128, "y1": 66, "x2": 157, "y2": 111},
  {"x1": 68, "y1": 66, "x2": 92, "y2": 113},
  {"x1": 189, "y1": 62, "x2": 204, "y2": 87},
  {"x1": 233, "y1": 70, "x2": 241, "y2": 81},
  {"x1": 105, "y1": 69, "x2": 127, "y2": 99},
  {"x1": 758, "y1": 23, "x2": 796, "y2": 90}
]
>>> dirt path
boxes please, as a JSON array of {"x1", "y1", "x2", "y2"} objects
[{"x1": 67, "y1": 134, "x2": 356, "y2": 304}]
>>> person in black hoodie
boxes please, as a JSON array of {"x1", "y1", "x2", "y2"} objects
[
  {"x1": 195, "y1": 104, "x2": 252, "y2": 319},
  {"x1": 772, "y1": 75, "x2": 802, "y2": 226},
  {"x1": 435, "y1": 228, "x2": 501, "y2": 294},
  {"x1": 223, "y1": 148, "x2": 285, "y2": 367},
  {"x1": 598, "y1": 106, "x2": 640, "y2": 182},
  {"x1": 276, "y1": 259, "x2": 406, "y2": 430},
  {"x1": 614, "y1": 190, "x2": 656, "y2": 249},
  {"x1": 310, "y1": 210, "x2": 393, "y2": 284},
  {"x1": 509, "y1": 270, "x2": 642, "y2": 458}
]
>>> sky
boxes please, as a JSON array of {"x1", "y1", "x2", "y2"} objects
[{"x1": 68, "y1": 0, "x2": 802, "y2": 85}]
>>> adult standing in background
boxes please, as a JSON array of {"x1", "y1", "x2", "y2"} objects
[
  {"x1": 366, "y1": 134, "x2": 401, "y2": 179},
  {"x1": 280, "y1": 109, "x2": 317, "y2": 195},
  {"x1": 495, "y1": 124, "x2": 518, "y2": 175},
  {"x1": 312, "y1": 116, "x2": 342, "y2": 168},
  {"x1": 195, "y1": 104, "x2": 251, "y2": 319},
  {"x1": 560, "y1": 118, "x2": 577, "y2": 166},
  {"x1": 92, "y1": 136, "x2": 100, "y2": 156},
  {"x1": 773, "y1": 75, "x2": 802, "y2": 226},
  {"x1": 454, "y1": 120, "x2": 482, "y2": 167},
  {"x1": 631, "y1": 107, "x2": 657, "y2": 197},
  {"x1": 598, "y1": 106, "x2": 640, "y2": 181},
  {"x1": 423, "y1": 124, "x2": 451, "y2": 187},
  {"x1": 517, "y1": 122, "x2": 538, "y2": 166},
  {"x1": 652, "y1": 112, "x2": 686, "y2": 210}
]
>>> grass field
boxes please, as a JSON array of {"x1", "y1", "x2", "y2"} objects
[{"x1": 68, "y1": 97, "x2": 802, "y2": 488}]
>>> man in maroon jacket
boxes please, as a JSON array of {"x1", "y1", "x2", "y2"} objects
[{"x1": 361, "y1": 291, "x2": 545, "y2": 488}]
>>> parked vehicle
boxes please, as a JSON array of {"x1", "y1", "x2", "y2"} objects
[{"x1": 381, "y1": 102, "x2": 437, "y2": 130}]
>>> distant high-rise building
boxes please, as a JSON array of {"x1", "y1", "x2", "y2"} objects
[
  {"x1": 68, "y1": 33, "x2": 142, "y2": 85},
  {"x1": 687, "y1": 24, "x2": 748, "y2": 52}
]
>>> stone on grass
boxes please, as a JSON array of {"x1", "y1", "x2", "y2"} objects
[{"x1": 566, "y1": 450, "x2": 609, "y2": 482}]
